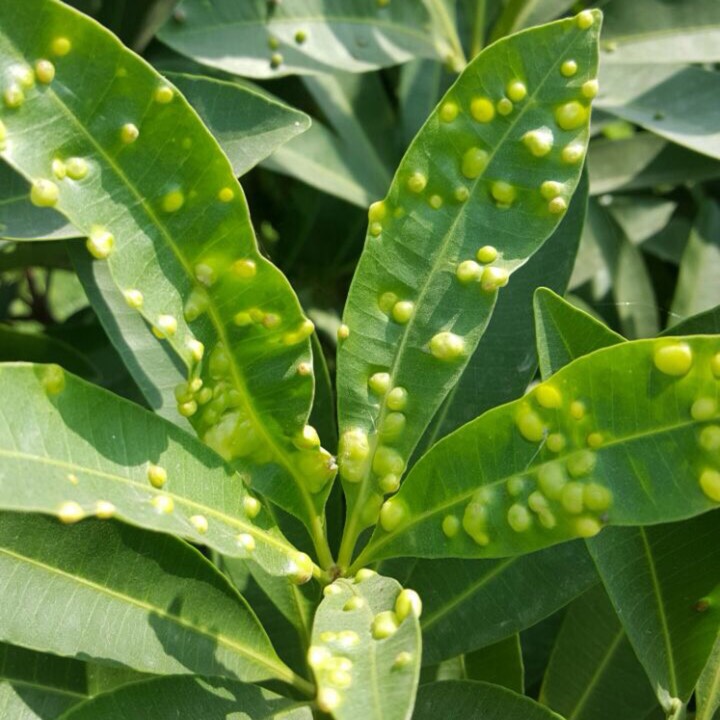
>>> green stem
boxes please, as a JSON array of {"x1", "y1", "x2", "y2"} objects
[
  {"x1": 310, "y1": 514, "x2": 335, "y2": 570},
  {"x1": 289, "y1": 671, "x2": 316, "y2": 698},
  {"x1": 430, "y1": 0, "x2": 467, "y2": 71},
  {"x1": 470, "y1": 0, "x2": 487, "y2": 58}
]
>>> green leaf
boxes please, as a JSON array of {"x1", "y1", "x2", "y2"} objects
[
  {"x1": 0, "y1": 324, "x2": 98, "y2": 379},
  {"x1": 0, "y1": 0, "x2": 333, "y2": 538},
  {"x1": 587, "y1": 134, "x2": 720, "y2": 196},
  {"x1": 533, "y1": 288, "x2": 624, "y2": 380},
  {"x1": 399, "y1": 59, "x2": 443, "y2": 149},
  {"x1": 309, "y1": 572, "x2": 421, "y2": 719},
  {"x1": 607, "y1": 195, "x2": 677, "y2": 248},
  {"x1": 464, "y1": 635, "x2": 524, "y2": 694},
  {"x1": 60, "y1": 675, "x2": 312, "y2": 719},
  {"x1": 392, "y1": 541, "x2": 597, "y2": 664},
  {"x1": 597, "y1": 65, "x2": 720, "y2": 161},
  {"x1": 0, "y1": 363, "x2": 309, "y2": 580},
  {"x1": 0, "y1": 642, "x2": 89, "y2": 720},
  {"x1": 587, "y1": 513, "x2": 720, "y2": 709},
  {"x1": 336, "y1": 11, "x2": 602, "y2": 563},
  {"x1": 670, "y1": 200, "x2": 720, "y2": 325},
  {"x1": 664, "y1": 306, "x2": 720, "y2": 337},
  {"x1": 600, "y1": 0, "x2": 720, "y2": 65},
  {"x1": 0, "y1": 513, "x2": 305, "y2": 689},
  {"x1": 0, "y1": 160, "x2": 76, "y2": 240},
  {"x1": 491, "y1": 0, "x2": 577, "y2": 38},
  {"x1": 164, "y1": 73, "x2": 311, "y2": 177},
  {"x1": 414, "y1": 681, "x2": 564, "y2": 720},
  {"x1": 696, "y1": 635, "x2": 720, "y2": 720},
  {"x1": 539, "y1": 584, "x2": 658, "y2": 720},
  {"x1": 419, "y1": 170, "x2": 588, "y2": 452},
  {"x1": 157, "y1": 0, "x2": 450, "y2": 79},
  {"x1": 356, "y1": 335, "x2": 720, "y2": 567}
]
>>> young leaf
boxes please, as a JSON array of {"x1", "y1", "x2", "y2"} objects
[
  {"x1": 0, "y1": 0, "x2": 334, "y2": 540},
  {"x1": 414, "y1": 681, "x2": 564, "y2": 720},
  {"x1": 0, "y1": 513, "x2": 306, "y2": 689},
  {"x1": 157, "y1": 0, "x2": 451, "y2": 79},
  {"x1": 355, "y1": 336, "x2": 720, "y2": 567},
  {"x1": 587, "y1": 513, "x2": 720, "y2": 709},
  {"x1": 670, "y1": 200, "x2": 720, "y2": 323},
  {"x1": 539, "y1": 584, "x2": 658, "y2": 720},
  {"x1": 336, "y1": 11, "x2": 602, "y2": 562},
  {"x1": 0, "y1": 641, "x2": 89, "y2": 720},
  {"x1": 464, "y1": 635, "x2": 524, "y2": 694},
  {"x1": 0, "y1": 364, "x2": 311, "y2": 580},
  {"x1": 309, "y1": 572, "x2": 421, "y2": 719},
  {"x1": 396, "y1": 541, "x2": 597, "y2": 664},
  {"x1": 60, "y1": 675, "x2": 312, "y2": 719},
  {"x1": 533, "y1": 288, "x2": 624, "y2": 380}
]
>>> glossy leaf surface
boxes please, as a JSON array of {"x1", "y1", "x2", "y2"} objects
[
  {"x1": 0, "y1": 364, "x2": 305, "y2": 579},
  {"x1": 310, "y1": 572, "x2": 421, "y2": 720},
  {"x1": 540, "y1": 584, "x2": 658, "y2": 720},
  {"x1": 0, "y1": 642, "x2": 88, "y2": 720},
  {"x1": 0, "y1": 513, "x2": 300, "y2": 687},
  {"x1": 157, "y1": 0, "x2": 450, "y2": 79},
  {"x1": 0, "y1": 0, "x2": 330, "y2": 532},
  {"x1": 337, "y1": 12, "x2": 601, "y2": 557},
  {"x1": 61, "y1": 675, "x2": 312, "y2": 719},
  {"x1": 414, "y1": 681, "x2": 563, "y2": 720},
  {"x1": 357, "y1": 336, "x2": 720, "y2": 566}
]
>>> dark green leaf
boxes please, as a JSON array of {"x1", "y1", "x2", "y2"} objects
[
  {"x1": 464, "y1": 635, "x2": 524, "y2": 694},
  {"x1": 696, "y1": 635, "x2": 720, "y2": 720}
]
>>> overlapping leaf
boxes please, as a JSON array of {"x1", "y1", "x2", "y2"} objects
[
  {"x1": 355, "y1": 336, "x2": 720, "y2": 566},
  {"x1": 336, "y1": 11, "x2": 602, "y2": 561},
  {"x1": 0, "y1": 0, "x2": 333, "y2": 535}
]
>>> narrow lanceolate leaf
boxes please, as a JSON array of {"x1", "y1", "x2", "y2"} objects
[
  {"x1": 309, "y1": 572, "x2": 421, "y2": 719},
  {"x1": 464, "y1": 635, "x2": 524, "y2": 694},
  {"x1": 61, "y1": 676, "x2": 312, "y2": 720},
  {"x1": 414, "y1": 681, "x2": 564, "y2": 720},
  {"x1": 0, "y1": 513, "x2": 303, "y2": 689},
  {"x1": 355, "y1": 336, "x2": 720, "y2": 567},
  {"x1": 600, "y1": 0, "x2": 720, "y2": 65},
  {"x1": 157, "y1": 0, "x2": 451, "y2": 79},
  {"x1": 597, "y1": 65, "x2": 720, "y2": 161},
  {"x1": 0, "y1": 0, "x2": 332, "y2": 536},
  {"x1": 587, "y1": 513, "x2": 720, "y2": 709},
  {"x1": 534, "y1": 288, "x2": 624, "y2": 380},
  {"x1": 539, "y1": 585, "x2": 658, "y2": 720},
  {"x1": 0, "y1": 364, "x2": 310, "y2": 580},
  {"x1": 0, "y1": 642, "x2": 89, "y2": 720},
  {"x1": 335, "y1": 11, "x2": 601, "y2": 561},
  {"x1": 397, "y1": 541, "x2": 597, "y2": 664},
  {"x1": 696, "y1": 635, "x2": 720, "y2": 720}
]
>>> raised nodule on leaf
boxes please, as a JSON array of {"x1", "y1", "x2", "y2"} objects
[
  {"x1": 355, "y1": 336, "x2": 720, "y2": 566},
  {"x1": 336, "y1": 11, "x2": 602, "y2": 556}
]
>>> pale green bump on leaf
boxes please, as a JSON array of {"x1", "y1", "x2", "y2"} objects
[
  {"x1": 356, "y1": 336, "x2": 720, "y2": 566},
  {"x1": 0, "y1": 0, "x2": 335, "y2": 531},
  {"x1": 0, "y1": 364, "x2": 308, "y2": 579},
  {"x1": 309, "y1": 572, "x2": 421, "y2": 719},
  {"x1": 0, "y1": 513, "x2": 302, "y2": 687},
  {"x1": 400, "y1": 540, "x2": 597, "y2": 664},
  {"x1": 157, "y1": 0, "x2": 451, "y2": 79},
  {"x1": 533, "y1": 287, "x2": 624, "y2": 380},
  {"x1": 539, "y1": 584, "x2": 658, "y2": 720},
  {"x1": 0, "y1": 641, "x2": 89, "y2": 720},
  {"x1": 336, "y1": 11, "x2": 602, "y2": 549},
  {"x1": 60, "y1": 674, "x2": 313, "y2": 719},
  {"x1": 414, "y1": 680, "x2": 565, "y2": 720},
  {"x1": 587, "y1": 513, "x2": 720, "y2": 710}
]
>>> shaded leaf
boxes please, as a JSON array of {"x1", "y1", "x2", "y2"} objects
[
  {"x1": 664, "y1": 306, "x2": 720, "y2": 337},
  {"x1": 0, "y1": 363, "x2": 306, "y2": 579},
  {"x1": 464, "y1": 635, "x2": 524, "y2": 694},
  {"x1": 0, "y1": 513, "x2": 302, "y2": 688},
  {"x1": 336, "y1": 12, "x2": 601, "y2": 560},
  {"x1": 696, "y1": 635, "x2": 720, "y2": 720},
  {"x1": 540, "y1": 584, "x2": 658, "y2": 720},
  {"x1": 157, "y1": 0, "x2": 451, "y2": 78},
  {"x1": 310, "y1": 572, "x2": 421, "y2": 720},
  {"x1": 61, "y1": 675, "x2": 312, "y2": 719},
  {"x1": 357, "y1": 336, "x2": 720, "y2": 566}
]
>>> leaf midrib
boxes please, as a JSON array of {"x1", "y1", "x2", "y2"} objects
[
  {"x1": 365, "y1": 412, "x2": 709, "y2": 561},
  {"x1": 0, "y1": 674, "x2": 87, "y2": 701},
  {"x1": 0, "y1": 545, "x2": 292, "y2": 683},
  {"x1": 0, "y1": 447, "x2": 294, "y2": 558},
  {"x1": 1, "y1": 22, "x2": 319, "y2": 525}
]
